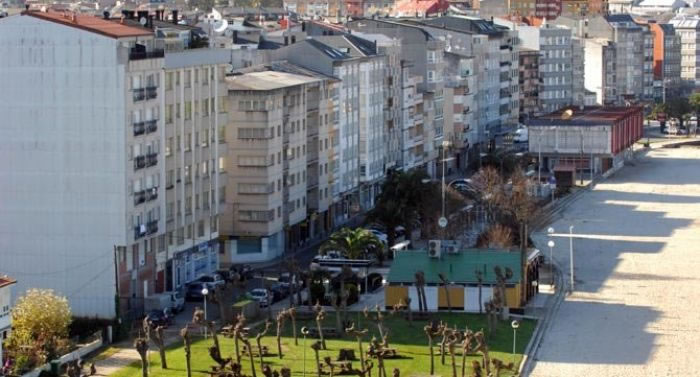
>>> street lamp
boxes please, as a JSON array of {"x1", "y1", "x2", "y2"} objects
[
  {"x1": 511, "y1": 320, "x2": 520, "y2": 354},
  {"x1": 202, "y1": 287, "x2": 209, "y2": 338},
  {"x1": 569, "y1": 225, "x2": 575, "y2": 292},
  {"x1": 547, "y1": 240, "x2": 555, "y2": 285},
  {"x1": 301, "y1": 326, "x2": 309, "y2": 377}
]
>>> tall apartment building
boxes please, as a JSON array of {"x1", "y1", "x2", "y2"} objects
[
  {"x1": 312, "y1": 35, "x2": 387, "y2": 210},
  {"x1": 561, "y1": 0, "x2": 607, "y2": 15},
  {"x1": 556, "y1": 14, "x2": 653, "y2": 105},
  {"x1": 607, "y1": 0, "x2": 633, "y2": 13},
  {"x1": 510, "y1": 0, "x2": 562, "y2": 20},
  {"x1": 221, "y1": 67, "x2": 337, "y2": 262},
  {"x1": 519, "y1": 49, "x2": 541, "y2": 117},
  {"x1": 399, "y1": 66, "x2": 429, "y2": 171},
  {"x1": 346, "y1": 19, "x2": 445, "y2": 177},
  {"x1": 669, "y1": 15, "x2": 700, "y2": 91},
  {"x1": 269, "y1": 39, "x2": 366, "y2": 227},
  {"x1": 0, "y1": 10, "x2": 227, "y2": 318},
  {"x1": 497, "y1": 19, "x2": 575, "y2": 114},
  {"x1": 647, "y1": 22, "x2": 682, "y2": 102}
]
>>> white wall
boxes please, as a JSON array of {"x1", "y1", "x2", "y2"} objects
[{"x1": 0, "y1": 15, "x2": 126, "y2": 318}]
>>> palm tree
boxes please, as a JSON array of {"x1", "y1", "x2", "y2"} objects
[{"x1": 320, "y1": 227, "x2": 385, "y2": 263}]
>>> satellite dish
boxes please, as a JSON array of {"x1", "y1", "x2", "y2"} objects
[
  {"x1": 561, "y1": 109, "x2": 574, "y2": 120},
  {"x1": 214, "y1": 18, "x2": 229, "y2": 33},
  {"x1": 139, "y1": 16, "x2": 147, "y2": 26}
]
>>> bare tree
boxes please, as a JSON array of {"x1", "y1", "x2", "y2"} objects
[
  {"x1": 346, "y1": 322, "x2": 368, "y2": 372},
  {"x1": 403, "y1": 297, "x2": 413, "y2": 324},
  {"x1": 311, "y1": 340, "x2": 323, "y2": 377},
  {"x1": 314, "y1": 302, "x2": 327, "y2": 349},
  {"x1": 460, "y1": 328, "x2": 475, "y2": 377},
  {"x1": 491, "y1": 359, "x2": 514, "y2": 377},
  {"x1": 331, "y1": 292, "x2": 343, "y2": 335},
  {"x1": 414, "y1": 271, "x2": 426, "y2": 312},
  {"x1": 134, "y1": 337, "x2": 149, "y2": 377},
  {"x1": 370, "y1": 337, "x2": 388, "y2": 377},
  {"x1": 484, "y1": 224, "x2": 513, "y2": 249},
  {"x1": 439, "y1": 324, "x2": 451, "y2": 365},
  {"x1": 471, "y1": 166, "x2": 505, "y2": 223},
  {"x1": 180, "y1": 327, "x2": 192, "y2": 377},
  {"x1": 240, "y1": 335, "x2": 257, "y2": 377},
  {"x1": 256, "y1": 320, "x2": 272, "y2": 369},
  {"x1": 275, "y1": 310, "x2": 286, "y2": 359},
  {"x1": 233, "y1": 313, "x2": 247, "y2": 364},
  {"x1": 475, "y1": 270, "x2": 484, "y2": 314},
  {"x1": 424, "y1": 322, "x2": 443, "y2": 375},
  {"x1": 494, "y1": 266, "x2": 513, "y2": 320},
  {"x1": 447, "y1": 332, "x2": 459, "y2": 377},
  {"x1": 473, "y1": 331, "x2": 491, "y2": 377}
]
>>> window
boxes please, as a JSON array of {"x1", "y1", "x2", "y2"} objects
[
  {"x1": 238, "y1": 183, "x2": 274, "y2": 194},
  {"x1": 166, "y1": 72, "x2": 173, "y2": 90},
  {"x1": 238, "y1": 210, "x2": 274, "y2": 222},
  {"x1": 165, "y1": 105, "x2": 173, "y2": 124},
  {"x1": 203, "y1": 98, "x2": 210, "y2": 116},
  {"x1": 165, "y1": 138, "x2": 173, "y2": 156},
  {"x1": 218, "y1": 157, "x2": 226, "y2": 172},
  {"x1": 238, "y1": 128, "x2": 272, "y2": 139},
  {"x1": 185, "y1": 102, "x2": 192, "y2": 120},
  {"x1": 185, "y1": 70, "x2": 191, "y2": 88},
  {"x1": 238, "y1": 155, "x2": 271, "y2": 167},
  {"x1": 185, "y1": 133, "x2": 191, "y2": 152}
]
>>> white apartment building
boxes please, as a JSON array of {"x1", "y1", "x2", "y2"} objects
[
  {"x1": 0, "y1": 10, "x2": 227, "y2": 318},
  {"x1": 0, "y1": 277, "x2": 16, "y2": 363},
  {"x1": 400, "y1": 68, "x2": 428, "y2": 171},
  {"x1": 669, "y1": 15, "x2": 700, "y2": 89}
]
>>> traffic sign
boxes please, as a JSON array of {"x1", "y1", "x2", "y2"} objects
[{"x1": 438, "y1": 217, "x2": 448, "y2": 228}]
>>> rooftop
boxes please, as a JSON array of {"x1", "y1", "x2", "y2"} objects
[
  {"x1": 226, "y1": 70, "x2": 320, "y2": 91},
  {"x1": 24, "y1": 10, "x2": 153, "y2": 39},
  {"x1": 386, "y1": 250, "x2": 521, "y2": 285},
  {"x1": 0, "y1": 276, "x2": 16, "y2": 289},
  {"x1": 528, "y1": 106, "x2": 644, "y2": 126},
  {"x1": 315, "y1": 34, "x2": 378, "y2": 57}
]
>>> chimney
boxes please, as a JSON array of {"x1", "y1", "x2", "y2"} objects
[{"x1": 172, "y1": 10, "x2": 178, "y2": 24}]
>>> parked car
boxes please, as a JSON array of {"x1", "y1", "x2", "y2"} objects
[
  {"x1": 145, "y1": 291, "x2": 185, "y2": 313},
  {"x1": 248, "y1": 288, "x2": 270, "y2": 307},
  {"x1": 269, "y1": 283, "x2": 290, "y2": 303},
  {"x1": 195, "y1": 274, "x2": 225, "y2": 288},
  {"x1": 145, "y1": 309, "x2": 171, "y2": 328},
  {"x1": 513, "y1": 125, "x2": 528, "y2": 143},
  {"x1": 185, "y1": 282, "x2": 207, "y2": 301}
]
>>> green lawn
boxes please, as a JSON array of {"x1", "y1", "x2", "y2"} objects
[{"x1": 112, "y1": 312, "x2": 535, "y2": 377}]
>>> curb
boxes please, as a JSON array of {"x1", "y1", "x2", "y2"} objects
[{"x1": 517, "y1": 257, "x2": 566, "y2": 376}]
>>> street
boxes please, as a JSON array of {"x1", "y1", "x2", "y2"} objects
[{"x1": 530, "y1": 143, "x2": 700, "y2": 376}]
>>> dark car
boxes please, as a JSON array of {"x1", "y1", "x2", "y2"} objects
[
  {"x1": 185, "y1": 282, "x2": 206, "y2": 301},
  {"x1": 269, "y1": 283, "x2": 290, "y2": 303},
  {"x1": 145, "y1": 309, "x2": 171, "y2": 328}
]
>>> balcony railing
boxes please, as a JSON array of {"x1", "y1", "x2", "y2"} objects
[
  {"x1": 134, "y1": 190, "x2": 146, "y2": 205},
  {"x1": 145, "y1": 119, "x2": 158, "y2": 134},
  {"x1": 134, "y1": 225, "x2": 146, "y2": 239},
  {"x1": 134, "y1": 155, "x2": 146, "y2": 170},
  {"x1": 133, "y1": 122, "x2": 145, "y2": 136},
  {"x1": 146, "y1": 153, "x2": 158, "y2": 167},
  {"x1": 146, "y1": 86, "x2": 158, "y2": 100},
  {"x1": 146, "y1": 220, "x2": 158, "y2": 235},
  {"x1": 133, "y1": 88, "x2": 145, "y2": 102},
  {"x1": 129, "y1": 49, "x2": 165, "y2": 61},
  {"x1": 145, "y1": 187, "x2": 158, "y2": 201}
]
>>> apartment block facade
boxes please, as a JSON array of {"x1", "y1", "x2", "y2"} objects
[
  {"x1": 222, "y1": 69, "x2": 336, "y2": 262},
  {"x1": 648, "y1": 22, "x2": 682, "y2": 102},
  {"x1": 669, "y1": 16, "x2": 700, "y2": 90},
  {"x1": 519, "y1": 49, "x2": 541, "y2": 117},
  {"x1": 0, "y1": 11, "x2": 227, "y2": 318}
]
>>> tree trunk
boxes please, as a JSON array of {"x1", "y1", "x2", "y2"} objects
[
  {"x1": 276, "y1": 321, "x2": 284, "y2": 359},
  {"x1": 520, "y1": 221, "x2": 527, "y2": 306},
  {"x1": 415, "y1": 285, "x2": 423, "y2": 312},
  {"x1": 247, "y1": 341, "x2": 257, "y2": 377},
  {"x1": 316, "y1": 317, "x2": 326, "y2": 350},
  {"x1": 443, "y1": 283, "x2": 452, "y2": 313},
  {"x1": 460, "y1": 348, "x2": 467, "y2": 377},
  {"x1": 134, "y1": 338, "x2": 149, "y2": 377},
  {"x1": 234, "y1": 330, "x2": 242, "y2": 364},
  {"x1": 314, "y1": 345, "x2": 322, "y2": 377},
  {"x1": 440, "y1": 333, "x2": 447, "y2": 365},
  {"x1": 181, "y1": 328, "x2": 192, "y2": 377},
  {"x1": 477, "y1": 282, "x2": 483, "y2": 314},
  {"x1": 357, "y1": 337, "x2": 365, "y2": 373},
  {"x1": 291, "y1": 310, "x2": 298, "y2": 346},
  {"x1": 428, "y1": 336, "x2": 435, "y2": 375},
  {"x1": 450, "y1": 349, "x2": 457, "y2": 377},
  {"x1": 421, "y1": 286, "x2": 428, "y2": 312},
  {"x1": 155, "y1": 326, "x2": 167, "y2": 369}
]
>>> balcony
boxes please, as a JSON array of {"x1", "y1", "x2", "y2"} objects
[
  {"x1": 134, "y1": 155, "x2": 146, "y2": 170},
  {"x1": 146, "y1": 220, "x2": 158, "y2": 235},
  {"x1": 145, "y1": 187, "x2": 158, "y2": 201},
  {"x1": 129, "y1": 49, "x2": 165, "y2": 61},
  {"x1": 146, "y1": 153, "x2": 158, "y2": 167},
  {"x1": 133, "y1": 121, "x2": 145, "y2": 136},
  {"x1": 133, "y1": 88, "x2": 145, "y2": 102},
  {"x1": 146, "y1": 86, "x2": 158, "y2": 100},
  {"x1": 145, "y1": 119, "x2": 158, "y2": 134},
  {"x1": 134, "y1": 224, "x2": 146, "y2": 239},
  {"x1": 133, "y1": 190, "x2": 146, "y2": 205}
]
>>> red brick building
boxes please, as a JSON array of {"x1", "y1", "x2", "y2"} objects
[{"x1": 527, "y1": 106, "x2": 644, "y2": 177}]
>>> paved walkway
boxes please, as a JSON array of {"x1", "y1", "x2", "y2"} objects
[{"x1": 529, "y1": 143, "x2": 700, "y2": 376}]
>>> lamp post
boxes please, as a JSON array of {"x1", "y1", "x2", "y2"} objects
[
  {"x1": 202, "y1": 287, "x2": 209, "y2": 338},
  {"x1": 511, "y1": 320, "x2": 520, "y2": 354},
  {"x1": 569, "y1": 225, "x2": 574, "y2": 292},
  {"x1": 547, "y1": 239, "x2": 555, "y2": 285},
  {"x1": 301, "y1": 326, "x2": 309, "y2": 377}
]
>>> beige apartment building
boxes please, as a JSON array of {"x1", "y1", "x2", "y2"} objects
[{"x1": 221, "y1": 68, "x2": 339, "y2": 263}]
